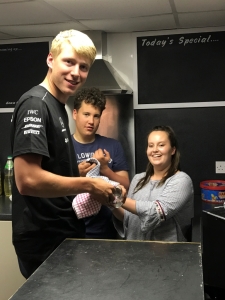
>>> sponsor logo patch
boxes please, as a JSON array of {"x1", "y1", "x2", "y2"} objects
[
  {"x1": 24, "y1": 129, "x2": 40, "y2": 135},
  {"x1": 24, "y1": 117, "x2": 41, "y2": 122}
]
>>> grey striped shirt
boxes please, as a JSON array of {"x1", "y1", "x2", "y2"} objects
[{"x1": 113, "y1": 171, "x2": 194, "y2": 242}]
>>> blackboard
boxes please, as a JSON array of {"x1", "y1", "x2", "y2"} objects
[
  {"x1": 0, "y1": 41, "x2": 49, "y2": 171},
  {"x1": 0, "y1": 41, "x2": 49, "y2": 109},
  {"x1": 137, "y1": 30, "x2": 225, "y2": 104}
]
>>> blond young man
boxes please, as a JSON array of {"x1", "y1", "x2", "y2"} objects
[{"x1": 11, "y1": 30, "x2": 126, "y2": 278}]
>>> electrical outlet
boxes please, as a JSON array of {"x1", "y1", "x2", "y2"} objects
[{"x1": 215, "y1": 161, "x2": 225, "y2": 173}]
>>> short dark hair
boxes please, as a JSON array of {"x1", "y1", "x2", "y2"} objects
[
  {"x1": 73, "y1": 87, "x2": 106, "y2": 114},
  {"x1": 134, "y1": 125, "x2": 181, "y2": 193}
]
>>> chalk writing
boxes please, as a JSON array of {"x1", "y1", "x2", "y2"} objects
[
  {"x1": 0, "y1": 48, "x2": 22, "y2": 52},
  {"x1": 6, "y1": 102, "x2": 16, "y2": 105},
  {"x1": 141, "y1": 34, "x2": 219, "y2": 47},
  {"x1": 141, "y1": 36, "x2": 171, "y2": 47}
]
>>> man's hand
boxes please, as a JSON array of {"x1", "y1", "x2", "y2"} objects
[
  {"x1": 93, "y1": 149, "x2": 111, "y2": 171},
  {"x1": 89, "y1": 177, "x2": 116, "y2": 205},
  {"x1": 89, "y1": 179, "x2": 127, "y2": 207},
  {"x1": 92, "y1": 148, "x2": 130, "y2": 189},
  {"x1": 78, "y1": 161, "x2": 96, "y2": 177}
]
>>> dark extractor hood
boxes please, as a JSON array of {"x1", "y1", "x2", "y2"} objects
[{"x1": 83, "y1": 31, "x2": 132, "y2": 95}]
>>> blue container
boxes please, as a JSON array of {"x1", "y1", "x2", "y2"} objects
[{"x1": 200, "y1": 180, "x2": 225, "y2": 204}]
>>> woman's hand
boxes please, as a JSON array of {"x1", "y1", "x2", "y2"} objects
[{"x1": 116, "y1": 184, "x2": 127, "y2": 205}]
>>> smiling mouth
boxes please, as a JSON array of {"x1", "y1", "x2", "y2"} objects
[{"x1": 66, "y1": 79, "x2": 79, "y2": 86}]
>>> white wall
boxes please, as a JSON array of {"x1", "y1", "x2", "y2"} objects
[
  {"x1": 107, "y1": 33, "x2": 134, "y2": 90},
  {"x1": 0, "y1": 221, "x2": 26, "y2": 300}
]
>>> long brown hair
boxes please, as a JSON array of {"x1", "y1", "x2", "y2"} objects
[{"x1": 134, "y1": 125, "x2": 180, "y2": 193}]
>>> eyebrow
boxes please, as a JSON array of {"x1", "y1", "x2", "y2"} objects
[{"x1": 149, "y1": 140, "x2": 166, "y2": 143}]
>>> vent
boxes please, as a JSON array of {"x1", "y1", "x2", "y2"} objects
[{"x1": 83, "y1": 31, "x2": 132, "y2": 95}]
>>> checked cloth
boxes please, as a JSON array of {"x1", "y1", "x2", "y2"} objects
[{"x1": 72, "y1": 158, "x2": 119, "y2": 219}]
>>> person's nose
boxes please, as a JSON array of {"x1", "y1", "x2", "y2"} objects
[
  {"x1": 152, "y1": 145, "x2": 158, "y2": 152},
  {"x1": 88, "y1": 116, "x2": 94, "y2": 124},
  {"x1": 71, "y1": 64, "x2": 80, "y2": 77}
]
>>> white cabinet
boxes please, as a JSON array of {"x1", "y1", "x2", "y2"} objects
[{"x1": 0, "y1": 221, "x2": 26, "y2": 300}]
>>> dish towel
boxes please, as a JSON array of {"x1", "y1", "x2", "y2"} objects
[{"x1": 72, "y1": 158, "x2": 119, "y2": 219}]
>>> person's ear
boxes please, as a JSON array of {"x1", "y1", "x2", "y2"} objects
[
  {"x1": 73, "y1": 109, "x2": 78, "y2": 120},
  {"x1": 171, "y1": 147, "x2": 176, "y2": 155},
  {"x1": 47, "y1": 53, "x2": 54, "y2": 69}
]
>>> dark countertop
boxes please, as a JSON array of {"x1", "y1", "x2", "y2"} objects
[
  {"x1": 0, "y1": 195, "x2": 12, "y2": 221},
  {"x1": 190, "y1": 195, "x2": 225, "y2": 242},
  {"x1": 10, "y1": 239, "x2": 204, "y2": 300},
  {"x1": 202, "y1": 203, "x2": 225, "y2": 220},
  {"x1": 202, "y1": 205, "x2": 225, "y2": 290}
]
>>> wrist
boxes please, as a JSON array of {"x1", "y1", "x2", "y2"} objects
[
  {"x1": 100, "y1": 165, "x2": 110, "y2": 176},
  {"x1": 77, "y1": 177, "x2": 94, "y2": 193}
]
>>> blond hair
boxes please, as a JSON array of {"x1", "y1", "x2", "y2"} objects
[{"x1": 50, "y1": 29, "x2": 97, "y2": 65}]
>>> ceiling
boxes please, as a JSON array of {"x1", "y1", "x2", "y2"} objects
[{"x1": 0, "y1": 0, "x2": 225, "y2": 41}]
